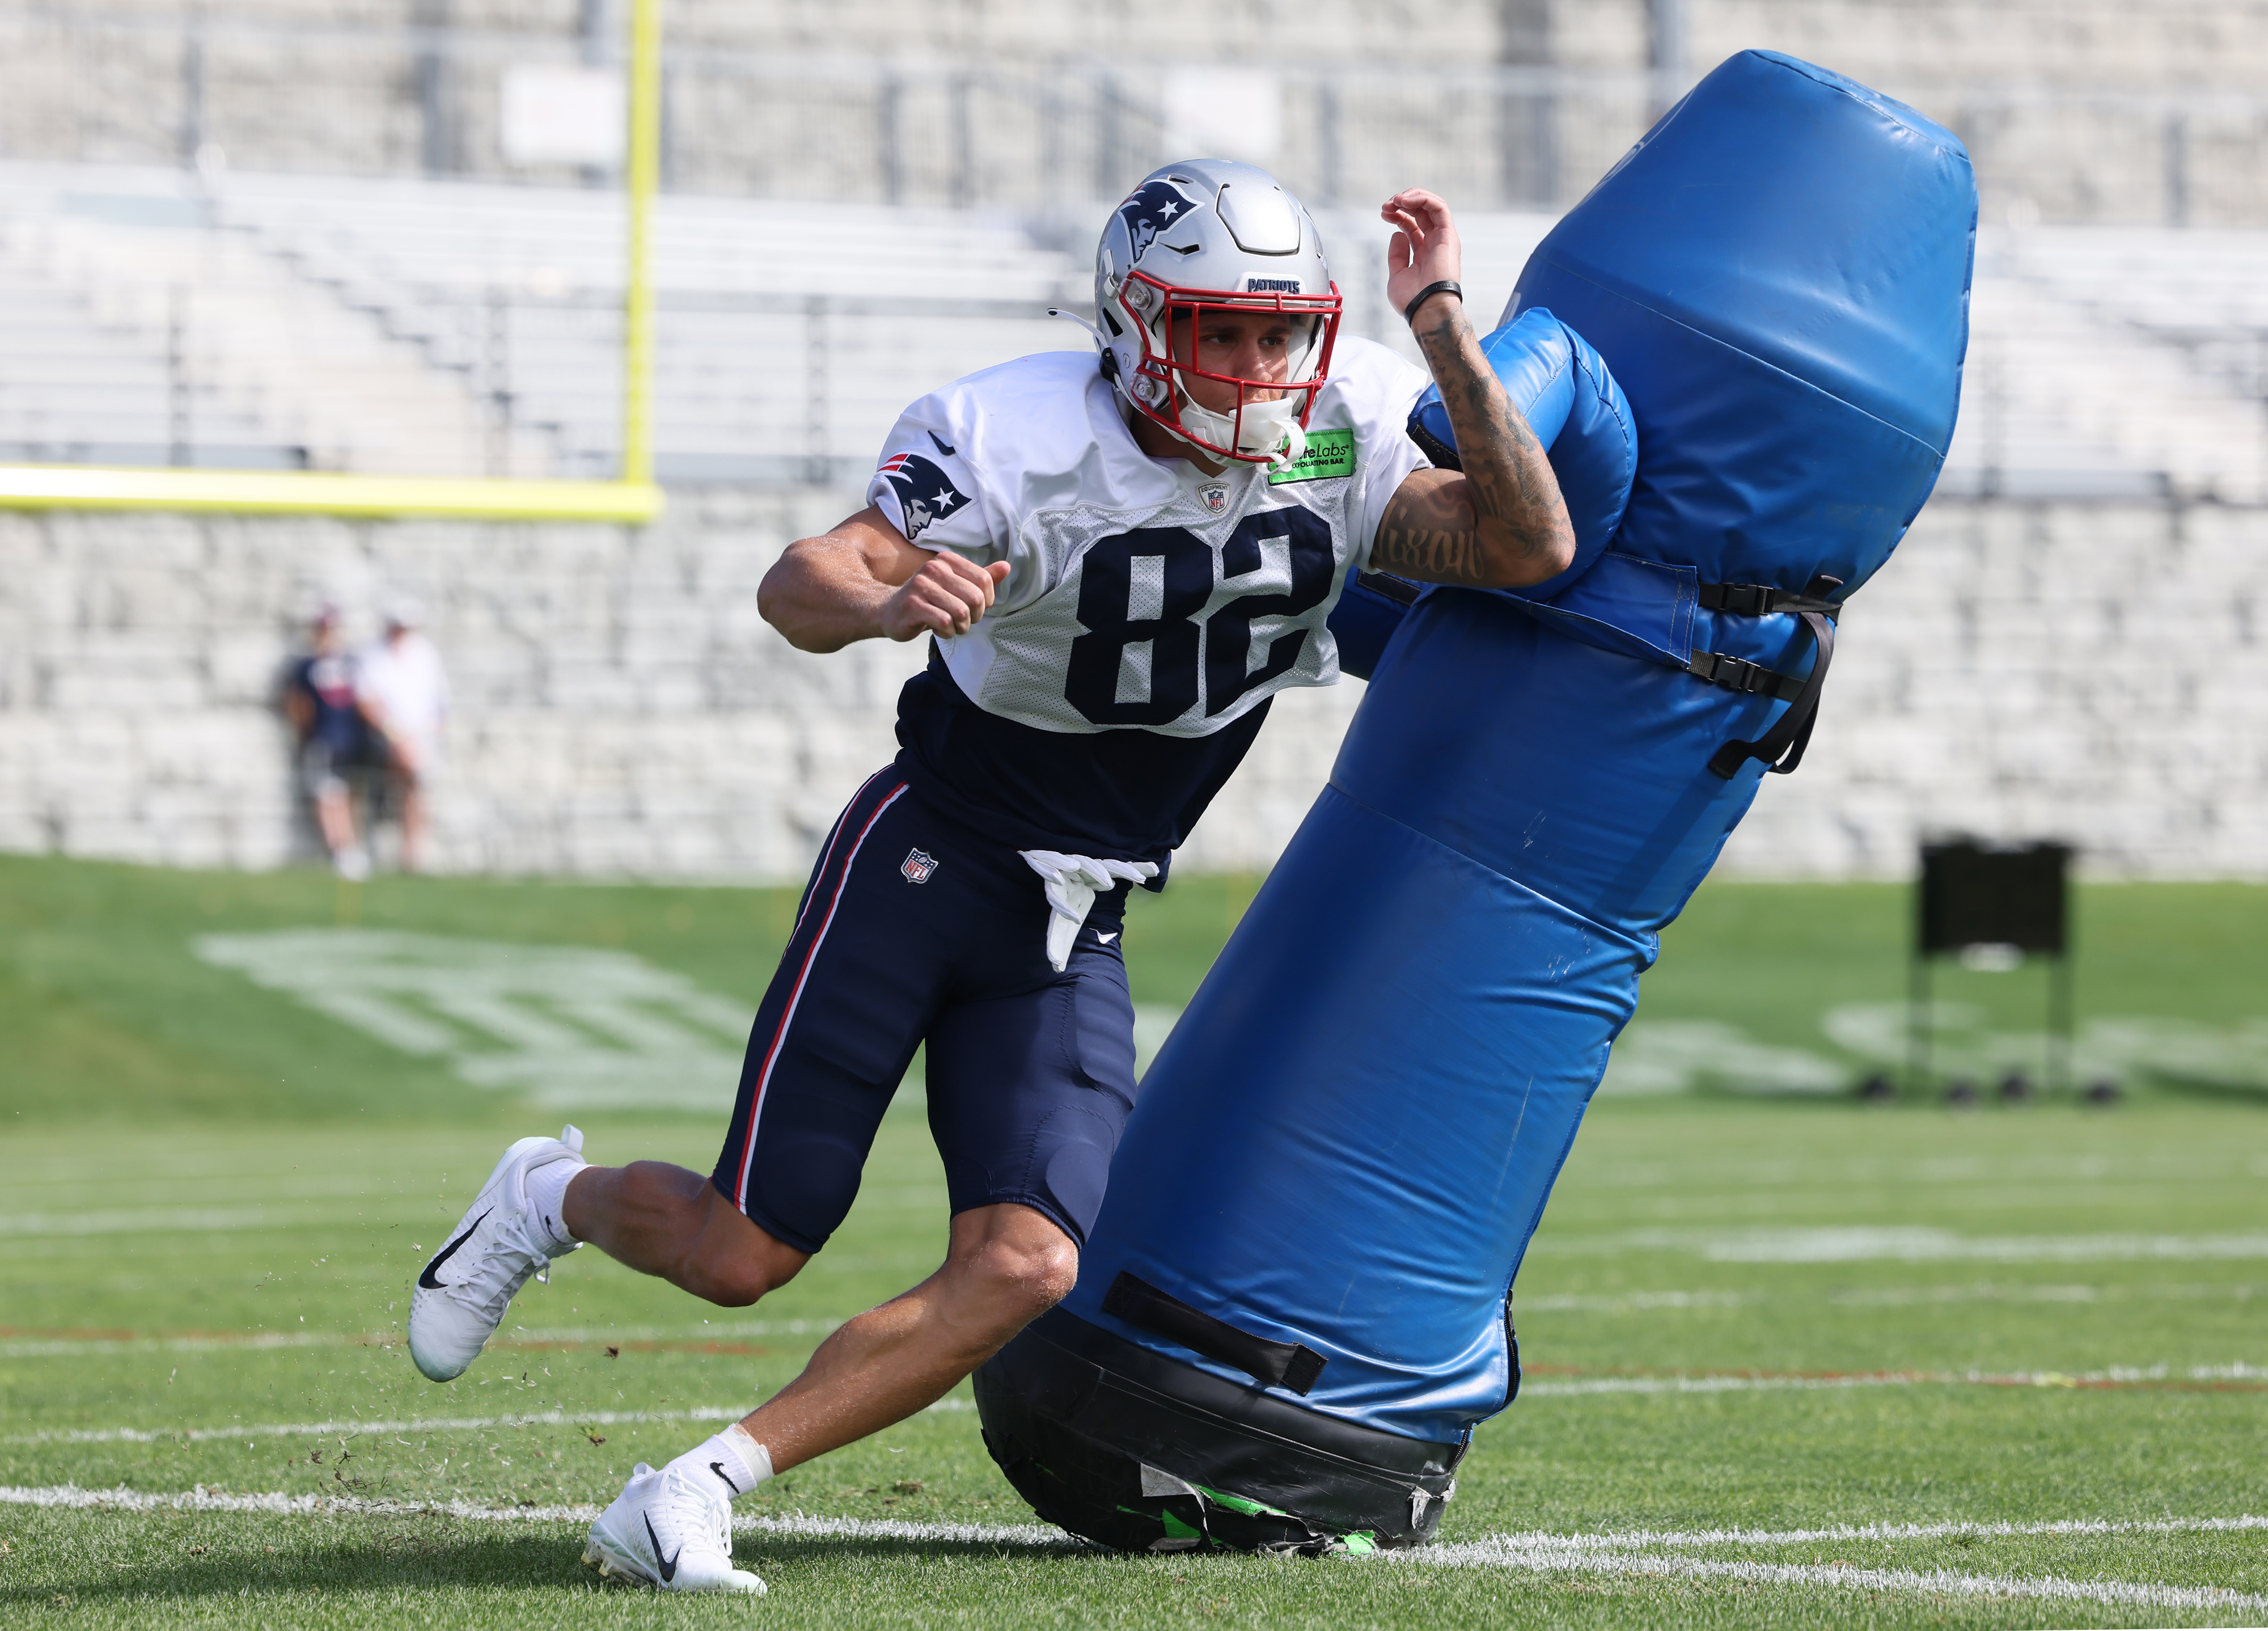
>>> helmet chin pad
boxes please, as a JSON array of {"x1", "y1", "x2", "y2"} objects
[{"x1": 1115, "y1": 271, "x2": 1342, "y2": 466}]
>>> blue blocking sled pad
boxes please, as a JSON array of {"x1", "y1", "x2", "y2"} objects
[{"x1": 976, "y1": 51, "x2": 1977, "y2": 1554}]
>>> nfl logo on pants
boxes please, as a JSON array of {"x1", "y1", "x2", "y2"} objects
[{"x1": 900, "y1": 848, "x2": 937, "y2": 884}]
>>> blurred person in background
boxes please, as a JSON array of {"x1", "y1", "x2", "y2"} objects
[
  {"x1": 356, "y1": 597, "x2": 450, "y2": 873},
  {"x1": 280, "y1": 605, "x2": 371, "y2": 882}
]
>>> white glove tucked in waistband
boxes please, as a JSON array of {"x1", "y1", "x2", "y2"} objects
[{"x1": 1019, "y1": 849, "x2": 1160, "y2": 972}]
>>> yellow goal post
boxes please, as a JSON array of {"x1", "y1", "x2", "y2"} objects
[{"x1": 0, "y1": 0, "x2": 666, "y2": 525}]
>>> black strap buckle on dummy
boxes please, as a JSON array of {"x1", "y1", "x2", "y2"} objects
[
  {"x1": 1697, "y1": 573, "x2": 1844, "y2": 780},
  {"x1": 1695, "y1": 580, "x2": 1843, "y2": 618},
  {"x1": 1102, "y1": 1271, "x2": 1328, "y2": 1396},
  {"x1": 1354, "y1": 571, "x2": 1423, "y2": 607},
  {"x1": 1686, "y1": 650, "x2": 1807, "y2": 703}
]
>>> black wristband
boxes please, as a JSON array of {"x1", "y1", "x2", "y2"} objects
[{"x1": 1402, "y1": 280, "x2": 1463, "y2": 327}]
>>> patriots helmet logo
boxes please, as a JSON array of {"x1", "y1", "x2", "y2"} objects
[
  {"x1": 877, "y1": 451, "x2": 971, "y2": 544},
  {"x1": 1116, "y1": 179, "x2": 1192, "y2": 264}
]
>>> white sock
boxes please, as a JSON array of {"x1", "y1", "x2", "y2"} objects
[
  {"x1": 667, "y1": 1424, "x2": 773, "y2": 1503},
  {"x1": 524, "y1": 1155, "x2": 585, "y2": 1252}
]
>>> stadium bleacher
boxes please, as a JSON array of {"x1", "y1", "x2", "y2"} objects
[
  {"x1": 213, "y1": 169, "x2": 1116, "y2": 482},
  {"x1": 0, "y1": 166, "x2": 528, "y2": 475},
  {"x1": 2, "y1": 160, "x2": 2266, "y2": 501},
  {"x1": 1947, "y1": 228, "x2": 2268, "y2": 502}
]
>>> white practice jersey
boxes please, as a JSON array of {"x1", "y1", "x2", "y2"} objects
[{"x1": 868, "y1": 339, "x2": 1432, "y2": 739}]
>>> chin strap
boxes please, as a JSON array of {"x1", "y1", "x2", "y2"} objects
[
  {"x1": 1264, "y1": 417, "x2": 1307, "y2": 470},
  {"x1": 1045, "y1": 307, "x2": 1111, "y2": 350}
]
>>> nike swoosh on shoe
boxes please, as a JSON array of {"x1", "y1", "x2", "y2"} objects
[
  {"x1": 645, "y1": 1512, "x2": 682, "y2": 1582},
  {"x1": 417, "y1": 1210, "x2": 491, "y2": 1290}
]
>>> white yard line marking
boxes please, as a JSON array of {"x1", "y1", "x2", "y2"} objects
[
  {"x1": 14, "y1": 1361, "x2": 2259, "y2": 1443},
  {"x1": 1484, "y1": 1513, "x2": 2268, "y2": 1549},
  {"x1": 5, "y1": 1487, "x2": 2263, "y2": 1611},
  {"x1": 0, "y1": 1486, "x2": 1065, "y2": 1548},
  {"x1": 12, "y1": 1406, "x2": 755, "y2": 1445},
  {"x1": 9, "y1": 1400, "x2": 976, "y2": 1446},
  {"x1": 1521, "y1": 1363, "x2": 2267, "y2": 1397},
  {"x1": 0, "y1": 1316, "x2": 849, "y2": 1360},
  {"x1": 1626, "y1": 1228, "x2": 2268, "y2": 1264},
  {"x1": 1413, "y1": 1538, "x2": 2268, "y2": 1615},
  {"x1": 0, "y1": 1208, "x2": 345, "y2": 1237},
  {"x1": 0, "y1": 1334, "x2": 367, "y2": 1359},
  {"x1": 1531, "y1": 1283, "x2": 2265, "y2": 1312},
  {"x1": 13, "y1": 1286, "x2": 2259, "y2": 1363}
]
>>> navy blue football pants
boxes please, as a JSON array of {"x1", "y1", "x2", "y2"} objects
[{"x1": 712, "y1": 769, "x2": 1140, "y2": 1255}]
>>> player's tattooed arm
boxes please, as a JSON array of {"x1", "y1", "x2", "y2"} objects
[
  {"x1": 1371, "y1": 188, "x2": 1576, "y2": 588},
  {"x1": 758, "y1": 505, "x2": 1011, "y2": 652}
]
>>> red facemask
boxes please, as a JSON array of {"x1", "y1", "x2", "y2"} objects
[{"x1": 1110, "y1": 268, "x2": 1342, "y2": 465}]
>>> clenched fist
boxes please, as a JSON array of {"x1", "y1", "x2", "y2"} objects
[{"x1": 880, "y1": 553, "x2": 1012, "y2": 642}]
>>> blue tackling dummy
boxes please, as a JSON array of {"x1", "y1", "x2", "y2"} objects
[{"x1": 975, "y1": 50, "x2": 1976, "y2": 1554}]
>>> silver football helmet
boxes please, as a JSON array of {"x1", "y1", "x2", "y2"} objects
[{"x1": 1091, "y1": 159, "x2": 1340, "y2": 466}]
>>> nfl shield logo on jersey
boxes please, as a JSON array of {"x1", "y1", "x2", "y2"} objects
[
  {"x1": 900, "y1": 848, "x2": 938, "y2": 884},
  {"x1": 1198, "y1": 483, "x2": 1230, "y2": 515}
]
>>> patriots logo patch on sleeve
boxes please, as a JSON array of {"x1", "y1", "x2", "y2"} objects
[
  {"x1": 877, "y1": 451, "x2": 972, "y2": 544},
  {"x1": 1115, "y1": 179, "x2": 1192, "y2": 264}
]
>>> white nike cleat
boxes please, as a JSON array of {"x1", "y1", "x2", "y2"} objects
[
  {"x1": 407, "y1": 1125, "x2": 586, "y2": 1383},
  {"x1": 582, "y1": 1462, "x2": 766, "y2": 1594}
]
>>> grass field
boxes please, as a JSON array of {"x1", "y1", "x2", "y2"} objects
[{"x1": 2, "y1": 855, "x2": 2265, "y2": 1627}]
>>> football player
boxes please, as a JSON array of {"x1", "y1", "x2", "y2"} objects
[{"x1": 408, "y1": 161, "x2": 1573, "y2": 1592}]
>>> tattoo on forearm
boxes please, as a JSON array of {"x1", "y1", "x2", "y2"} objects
[
  {"x1": 1370, "y1": 508, "x2": 1487, "y2": 582},
  {"x1": 1395, "y1": 298, "x2": 1573, "y2": 582}
]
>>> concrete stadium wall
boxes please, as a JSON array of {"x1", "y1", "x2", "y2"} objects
[
  {"x1": 1725, "y1": 496, "x2": 2268, "y2": 878},
  {"x1": 2, "y1": 492, "x2": 2263, "y2": 883},
  {"x1": 0, "y1": 491, "x2": 1352, "y2": 880},
  {"x1": 2, "y1": 2, "x2": 2265, "y2": 226}
]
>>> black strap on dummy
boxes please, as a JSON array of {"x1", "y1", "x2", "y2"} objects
[
  {"x1": 1686, "y1": 650, "x2": 1807, "y2": 703},
  {"x1": 1103, "y1": 1271, "x2": 1328, "y2": 1396},
  {"x1": 1696, "y1": 580, "x2": 1842, "y2": 618},
  {"x1": 1354, "y1": 571, "x2": 1423, "y2": 607},
  {"x1": 1698, "y1": 573, "x2": 1843, "y2": 780}
]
